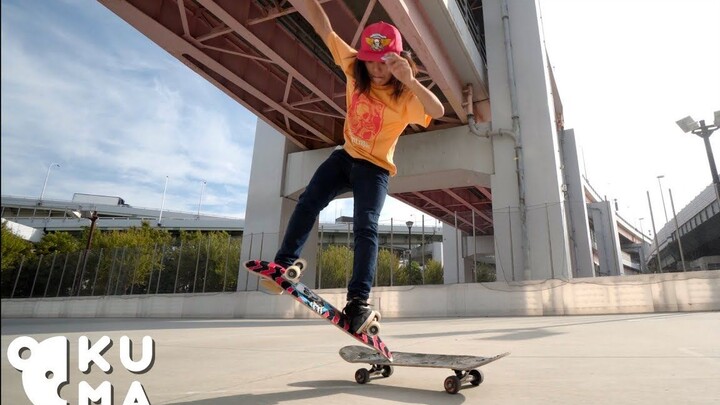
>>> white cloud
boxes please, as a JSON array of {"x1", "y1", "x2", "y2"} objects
[{"x1": 1, "y1": 0, "x2": 256, "y2": 217}]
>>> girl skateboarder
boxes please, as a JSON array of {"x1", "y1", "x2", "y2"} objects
[{"x1": 273, "y1": 0, "x2": 444, "y2": 334}]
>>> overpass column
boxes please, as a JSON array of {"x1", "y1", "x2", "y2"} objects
[
  {"x1": 483, "y1": 0, "x2": 573, "y2": 280},
  {"x1": 442, "y1": 225, "x2": 467, "y2": 284},
  {"x1": 238, "y1": 120, "x2": 318, "y2": 291},
  {"x1": 588, "y1": 201, "x2": 624, "y2": 276}
]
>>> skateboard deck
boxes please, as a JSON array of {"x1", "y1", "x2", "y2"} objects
[
  {"x1": 339, "y1": 345, "x2": 509, "y2": 394},
  {"x1": 244, "y1": 260, "x2": 393, "y2": 360}
]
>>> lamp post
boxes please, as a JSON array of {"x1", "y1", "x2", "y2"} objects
[
  {"x1": 646, "y1": 191, "x2": 662, "y2": 273},
  {"x1": 405, "y1": 220, "x2": 413, "y2": 264},
  {"x1": 676, "y1": 112, "x2": 720, "y2": 198},
  {"x1": 73, "y1": 210, "x2": 99, "y2": 296},
  {"x1": 668, "y1": 188, "x2": 687, "y2": 272},
  {"x1": 638, "y1": 217, "x2": 646, "y2": 273},
  {"x1": 158, "y1": 176, "x2": 169, "y2": 225},
  {"x1": 197, "y1": 180, "x2": 207, "y2": 218},
  {"x1": 40, "y1": 163, "x2": 60, "y2": 202},
  {"x1": 656, "y1": 175, "x2": 669, "y2": 225}
]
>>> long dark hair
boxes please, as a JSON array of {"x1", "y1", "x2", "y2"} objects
[{"x1": 353, "y1": 50, "x2": 418, "y2": 100}]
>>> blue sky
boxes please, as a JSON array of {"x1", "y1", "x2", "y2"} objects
[
  {"x1": 2, "y1": 0, "x2": 719, "y2": 231},
  {"x1": 1, "y1": 0, "x2": 256, "y2": 218}
]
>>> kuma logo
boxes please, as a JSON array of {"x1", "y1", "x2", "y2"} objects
[{"x1": 7, "y1": 335, "x2": 155, "y2": 405}]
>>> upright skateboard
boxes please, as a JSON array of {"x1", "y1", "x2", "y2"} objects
[
  {"x1": 339, "y1": 345, "x2": 509, "y2": 394},
  {"x1": 244, "y1": 260, "x2": 392, "y2": 360}
]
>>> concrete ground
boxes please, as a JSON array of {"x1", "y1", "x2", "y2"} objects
[{"x1": 2, "y1": 312, "x2": 718, "y2": 404}]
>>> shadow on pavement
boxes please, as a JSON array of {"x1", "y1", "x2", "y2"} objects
[{"x1": 167, "y1": 380, "x2": 469, "y2": 405}]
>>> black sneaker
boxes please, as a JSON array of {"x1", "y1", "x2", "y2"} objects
[{"x1": 343, "y1": 298, "x2": 379, "y2": 334}]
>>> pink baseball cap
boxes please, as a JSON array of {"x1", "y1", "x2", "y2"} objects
[{"x1": 356, "y1": 21, "x2": 403, "y2": 62}]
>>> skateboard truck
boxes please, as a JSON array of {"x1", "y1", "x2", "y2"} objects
[
  {"x1": 356, "y1": 310, "x2": 381, "y2": 336},
  {"x1": 354, "y1": 363, "x2": 393, "y2": 384},
  {"x1": 444, "y1": 369, "x2": 483, "y2": 394},
  {"x1": 284, "y1": 258, "x2": 306, "y2": 283},
  {"x1": 258, "y1": 258, "x2": 307, "y2": 294}
]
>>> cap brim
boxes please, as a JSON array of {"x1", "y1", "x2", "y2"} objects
[{"x1": 357, "y1": 51, "x2": 386, "y2": 63}]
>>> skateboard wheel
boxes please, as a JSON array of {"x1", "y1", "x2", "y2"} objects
[
  {"x1": 355, "y1": 368, "x2": 370, "y2": 384},
  {"x1": 381, "y1": 365, "x2": 394, "y2": 378},
  {"x1": 470, "y1": 369, "x2": 483, "y2": 386},
  {"x1": 366, "y1": 320, "x2": 380, "y2": 336},
  {"x1": 292, "y1": 258, "x2": 307, "y2": 271},
  {"x1": 444, "y1": 375, "x2": 460, "y2": 394},
  {"x1": 285, "y1": 265, "x2": 301, "y2": 282}
]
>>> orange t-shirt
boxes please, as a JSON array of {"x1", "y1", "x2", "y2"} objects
[{"x1": 325, "y1": 32, "x2": 431, "y2": 176}]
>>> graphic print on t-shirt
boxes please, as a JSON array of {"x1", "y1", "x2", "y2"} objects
[{"x1": 347, "y1": 91, "x2": 385, "y2": 152}]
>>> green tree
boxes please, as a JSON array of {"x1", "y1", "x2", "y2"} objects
[
  {"x1": 396, "y1": 261, "x2": 423, "y2": 285},
  {"x1": 375, "y1": 249, "x2": 399, "y2": 286},
  {"x1": 35, "y1": 232, "x2": 81, "y2": 256},
  {"x1": 190, "y1": 231, "x2": 240, "y2": 293},
  {"x1": 318, "y1": 245, "x2": 353, "y2": 289},
  {"x1": 86, "y1": 222, "x2": 173, "y2": 295},
  {"x1": 1, "y1": 222, "x2": 33, "y2": 272},
  {"x1": 475, "y1": 262, "x2": 497, "y2": 282},
  {"x1": 423, "y1": 259, "x2": 444, "y2": 284},
  {"x1": 1, "y1": 222, "x2": 35, "y2": 297}
]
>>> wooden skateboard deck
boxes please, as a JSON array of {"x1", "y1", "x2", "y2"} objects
[
  {"x1": 244, "y1": 260, "x2": 393, "y2": 360},
  {"x1": 339, "y1": 345, "x2": 509, "y2": 394}
]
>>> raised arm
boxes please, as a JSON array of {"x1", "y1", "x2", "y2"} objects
[
  {"x1": 302, "y1": 0, "x2": 332, "y2": 39},
  {"x1": 406, "y1": 78, "x2": 445, "y2": 119},
  {"x1": 383, "y1": 53, "x2": 445, "y2": 119}
]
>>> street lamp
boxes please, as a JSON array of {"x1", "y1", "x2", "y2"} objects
[
  {"x1": 197, "y1": 180, "x2": 207, "y2": 218},
  {"x1": 71, "y1": 210, "x2": 99, "y2": 296},
  {"x1": 656, "y1": 175, "x2": 669, "y2": 224},
  {"x1": 158, "y1": 176, "x2": 169, "y2": 226},
  {"x1": 406, "y1": 220, "x2": 413, "y2": 264},
  {"x1": 39, "y1": 163, "x2": 60, "y2": 202},
  {"x1": 676, "y1": 112, "x2": 720, "y2": 198}
]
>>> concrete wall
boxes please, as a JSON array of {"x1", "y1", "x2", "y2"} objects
[{"x1": 3, "y1": 271, "x2": 717, "y2": 319}]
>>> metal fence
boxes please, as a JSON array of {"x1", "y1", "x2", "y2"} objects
[
  {"x1": 4, "y1": 211, "x2": 548, "y2": 299},
  {"x1": 2, "y1": 238, "x2": 242, "y2": 299}
]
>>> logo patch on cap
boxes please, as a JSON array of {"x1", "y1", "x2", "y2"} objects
[{"x1": 366, "y1": 33, "x2": 392, "y2": 52}]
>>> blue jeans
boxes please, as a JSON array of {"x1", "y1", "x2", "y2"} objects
[{"x1": 275, "y1": 148, "x2": 389, "y2": 301}]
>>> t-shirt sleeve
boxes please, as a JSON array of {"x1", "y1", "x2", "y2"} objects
[
  {"x1": 324, "y1": 31, "x2": 357, "y2": 79},
  {"x1": 405, "y1": 93, "x2": 433, "y2": 127}
]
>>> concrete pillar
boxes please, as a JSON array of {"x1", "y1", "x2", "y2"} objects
[
  {"x1": 238, "y1": 120, "x2": 318, "y2": 290},
  {"x1": 442, "y1": 224, "x2": 466, "y2": 284},
  {"x1": 484, "y1": 0, "x2": 572, "y2": 280},
  {"x1": 561, "y1": 129, "x2": 595, "y2": 278},
  {"x1": 588, "y1": 201, "x2": 624, "y2": 276}
]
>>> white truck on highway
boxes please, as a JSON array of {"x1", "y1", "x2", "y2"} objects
[{"x1": 71, "y1": 193, "x2": 127, "y2": 206}]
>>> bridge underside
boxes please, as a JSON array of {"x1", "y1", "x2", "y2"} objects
[{"x1": 98, "y1": 0, "x2": 492, "y2": 234}]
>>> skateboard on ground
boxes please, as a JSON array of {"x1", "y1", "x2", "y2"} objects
[
  {"x1": 244, "y1": 260, "x2": 392, "y2": 360},
  {"x1": 339, "y1": 345, "x2": 509, "y2": 394}
]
